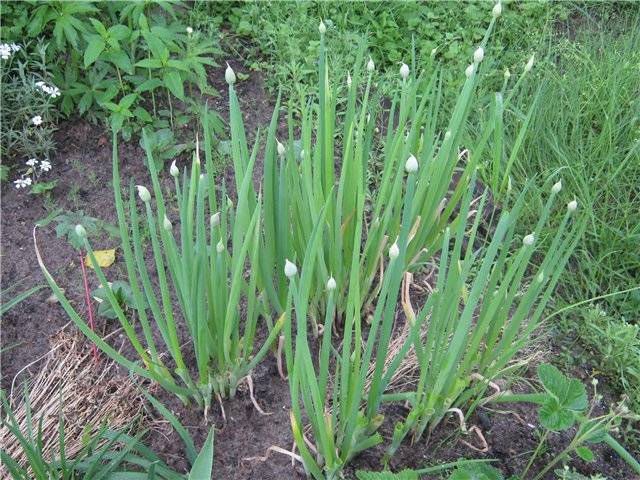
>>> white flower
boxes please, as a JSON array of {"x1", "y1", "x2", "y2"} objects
[
  {"x1": 536, "y1": 271, "x2": 544, "y2": 283},
  {"x1": 326, "y1": 276, "x2": 337, "y2": 290},
  {"x1": 216, "y1": 240, "x2": 225, "y2": 253},
  {"x1": 504, "y1": 68, "x2": 511, "y2": 80},
  {"x1": 473, "y1": 47, "x2": 484, "y2": 64},
  {"x1": 284, "y1": 259, "x2": 298, "y2": 278},
  {"x1": 552, "y1": 180, "x2": 562, "y2": 194},
  {"x1": 465, "y1": 63, "x2": 475, "y2": 78},
  {"x1": 276, "y1": 139, "x2": 286, "y2": 157},
  {"x1": 347, "y1": 72, "x2": 352, "y2": 88},
  {"x1": 163, "y1": 215, "x2": 173, "y2": 231},
  {"x1": 170, "y1": 160, "x2": 179, "y2": 177},
  {"x1": 318, "y1": 19, "x2": 326, "y2": 34},
  {"x1": 400, "y1": 62, "x2": 410, "y2": 80},
  {"x1": 137, "y1": 185, "x2": 151, "y2": 203},
  {"x1": 0, "y1": 43, "x2": 11, "y2": 60},
  {"x1": 405, "y1": 154, "x2": 418, "y2": 173},
  {"x1": 186, "y1": 26, "x2": 193, "y2": 34},
  {"x1": 523, "y1": 233, "x2": 535, "y2": 246},
  {"x1": 389, "y1": 241, "x2": 400, "y2": 260},
  {"x1": 225, "y1": 63, "x2": 236, "y2": 85},
  {"x1": 26, "y1": 158, "x2": 38, "y2": 167},
  {"x1": 210, "y1": 212, "x2": 221, "y2": 227},
  {"x1": 32, "y1": 115, "x2": 43, "y2": 126},
  {"x1": 492, "y1": 2, "x2": 502, "y2": 18},
  {"x1": 430, "y1": 47, "x2": 437, "y2": 58},
  {"x1": 367, "y1": 56, "x2": 375, "y2": 72},
  {"x1": 10, "y1": 43, "x2": 21, "y2": 52},
  {"x1": 14, "y1": 177, "x2": 31, "y2": 189},
  {"x1": 39, "y1": 160, "x2": 51, "y2": 172},
  {"x1": 524, "y1": 54, "x2": 535, "y2": 73},
  {"x1": 567, "y1": 200, "x2": 578, "y2": 212}
]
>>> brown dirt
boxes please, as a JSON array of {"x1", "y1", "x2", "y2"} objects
[{"x1": 1, "y1": 62, "x2": 637, "y2": 480}]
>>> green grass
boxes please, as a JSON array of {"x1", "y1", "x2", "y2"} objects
[
  {"x1": 207, "y1": 0, "x2": 567, "y2": 105},
  {"x1": 498, "y1": 15, "x2": 640, "y2": 414}
]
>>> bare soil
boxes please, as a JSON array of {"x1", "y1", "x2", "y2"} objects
[{"x1": 1, "y1": 62, "x2": 637, "y2": 480}]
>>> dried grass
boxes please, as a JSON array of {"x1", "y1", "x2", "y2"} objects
[{"x1": 0, "y1": 329, "x2": 147, "y2": 475}]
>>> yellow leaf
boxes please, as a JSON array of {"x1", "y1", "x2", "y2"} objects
[{"x1": 85, "y1": 249, "x2": 116, "y2": 269}]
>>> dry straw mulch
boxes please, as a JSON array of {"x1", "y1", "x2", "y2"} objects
[{"x1": 1, "y1": 329, "x2": 148, "y2": 475}]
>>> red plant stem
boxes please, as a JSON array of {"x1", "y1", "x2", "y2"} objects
[{"x1": 80, "y1": 250, "x2": 99, "y2": 363}]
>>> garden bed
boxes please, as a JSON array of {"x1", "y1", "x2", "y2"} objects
[{"x1": 2, "y1": 56, "x2": 637, "y2": 479}]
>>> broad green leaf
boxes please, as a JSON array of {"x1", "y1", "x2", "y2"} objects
[
  {"x1": 163, "y1": 70, "x2": 184, "y2": 99},
  {"x1": 539, "y1": 397, "x2": 576, "y2": 431},
  {"x1": 575, "y1": 446, "x2": 595, "y2": 462},
  {"x1": 119, "y1": 93, "x2": 138, "y2": 111},
  {"x1": 537, "y1": 364, "x2": 587, "y2": 411},
  {"x1": 188, "y1": 428, "x2": 214, "y2": 479},
  {"x1": 84, "y1": 38, "x2": 106, "y2": 67},
  {"x1": 135, "y1": 58, "x2": 163, "y2": 69}
]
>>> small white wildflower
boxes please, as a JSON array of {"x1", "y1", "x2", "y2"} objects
[
  {"x1": 389, "y1": 241, "x2": 400, "y2": 260},
  {"x1": 400, "y1": 62, "x2": 410, "y2": 80},
  {"x1": 444, "y1": 130, "x2": 452, "y2": 140},
  {"x1": 367, "y1": 56, "x2": 375, "y2": 72},
  {"x1": 492, "y1": 2, "x2": 502, "y2": 18},
  {"x1": 276, "y1": 138, "x2": 286, "y2": 157},
  {"x1": 225, "y1": 63, "x2": 236, "y2": 85},
  {"x1": 523, "y1": 233, "x2": 535, "y2": 246},
  {"x1": 170, "y1": 160, "x2": 179, "y2": 177},
  {"x1": 473, "y1": 47, "x2": 484, "y2": 64},
  {"x1": 536, "y1": 271, "x2": 544, "y2": 283},
  {"x1": 430, "y1": 47, "x2": 437, "y2": 58},
  {"x1": 9, "y1": 43, "x2": 21, "y2": 52},
  {"x1": 284, "y1": 259, "x2": 298, "y2": 278},
  {"x1": 326, "y1": 276, "x2": 337, "y2": 291},
  {"x1": 210, "y1": 212, "x2": 221, "y2": 227},
  {"x1": 186, "y1": 26, "x2": 193, "y2": 34},
  {"x1": 163, "y1": 215, "x2": 172, "y2": 231},
  {"x1": 592, "y1": 378, "x2": 599, "y2": 387},
  {"x1": 32, "y1": 115, "x2": 43, "y2": 126},
  {"x1": 13, "y1": 177, "x2": 29, "y2": 189},
  {"x1": 465, "y1": 63, "x2": 475, "y2": 78},
  {"x1": 75, "y1": 224, "x2": 87, "y2": 239},
  {"x1": 26, "y1": 158, "x2": 38, "y2": 167},
  {"x1": 504, "y1": 68, "x2": 511, "y2": 80},
  {"x1": 318, "y1": 19, "x2": 326, "y2": 34},
  {"x1": 375, "y1": 127, "x2": 380, "y2": 134},
  {"x1": 524, "y1": 54, "x2": 535, "y2": 73},
  {"x1": 552, "y1": 180, "x2": 562, "y2": 193},
  {"x1": 39, "y1": 160, "x2": 51, "y2": 172},
  {"x1": 405, "y1": 154, "x2": 418, "y2": 173},
  {"x1": 216, "y1": 240, "x2": 225, "y2": 253},
  {"x1": 137, "y1": 185, "x2": 151, "y2": 203},
  {"x1": 0, "y1": 43, "x2": 11, "y2": 60},
  {"x1": 567, "y1": 199, "x2": 578, "y2": 212}
]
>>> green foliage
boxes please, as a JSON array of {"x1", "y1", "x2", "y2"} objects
[
  {"x1": 0, "y1": 284, "x2": 46, "y2": 316},
  {"x1": 0, "y1": 388, "x2": 215, "y2": 479},
  {"x1": 0, "y1": 40, "x2": 59, "y2": 163},
  {"x1": 273, "y1": 13, "x2": 582, "y2": 477},
  {"x1": 538, "y1": 364, "x2": 588, "y2": 431},
  {"x1": 494, "y1": 363, "x2": 640, "y2": 479},
  {"x1": 448, "y1": 463, "x2": 504, "y2": 480},
  {"x1": 209, "y1": 0, "x2": 567, "y2": 103},
  {"x1": 38, "y1": 123, "x2": 283, "y2": 408},
  {"x1": 91, "y1": 281, "x2": 143, "y2": 319},
  {"x1": 54, "y1": 210, "x2": 100, "y2": 250},
  {"x1": 498, "y1": 15, "x2": 640, "y2": 417},
  {"x1": 355, "y1": 460, "x2": 502, "y2": 480},
  {"x1": 1, "y1": 0, "x2": 223, "y2": 142}
]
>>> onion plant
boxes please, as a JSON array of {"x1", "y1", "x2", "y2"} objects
[
  {"x1": 285, "y1": 163, "x2": 584, "y2": 479},
  {"x1": 36, "y1": 120, "x2": 283, "y2": 411},
  {"x1": 251, "y1": 12, "x2": 543, "y2": 337},
  {"x1": 277, "y1": 9, "x2": 585, "y2": 478}
]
